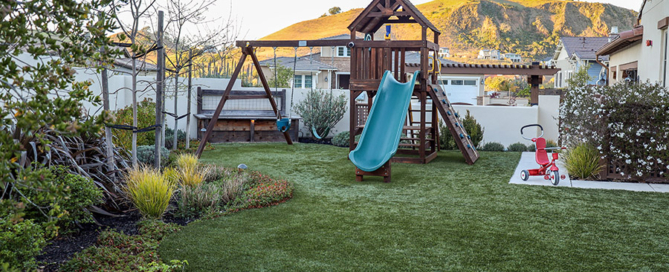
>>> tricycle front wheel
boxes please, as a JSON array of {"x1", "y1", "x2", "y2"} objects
[{"x1": 550, "y1": 170, "x2": 560, "y2": 186}]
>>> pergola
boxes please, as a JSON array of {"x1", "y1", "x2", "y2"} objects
[{"x1": 406, "y1": 63, "x2": 560, "y2": 105}]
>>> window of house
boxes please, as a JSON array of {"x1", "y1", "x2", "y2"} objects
[
  {"x1": 464, "y1": 80, "x2": 477, "y2": 86},
  {"x1": 294, "y1": 75, "x2": 302, "y2": 88},
  {"x1": 438, "y1": 80, "x2": 448, "y2": 85},
  {"x1": 336, "y1": 46, "x2": 351, "y2": 57},
  {"x1": 304, "y1": 75, "x2": 313, "y2": 88},
  {"x1": 451, "y1": 80, "x2": 464, "y2": 85}
]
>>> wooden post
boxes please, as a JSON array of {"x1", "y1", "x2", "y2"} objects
[
  {"x1": 154, "y1": 10, "x2": 164, "y2": 168},
  {"x1": 249, "y1": 120, "x2": 255, "y2": 142},
  {"x1": 529, "y1": 75, "x2": 540, "y2": 106}
]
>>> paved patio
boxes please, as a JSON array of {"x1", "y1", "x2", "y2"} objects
[{"x1": 510, "y1": 152, "x2": 669, "y2": 193}]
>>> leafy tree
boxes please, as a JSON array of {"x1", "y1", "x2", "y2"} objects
[
  {"x1": 329, "y1": 7, "x2": 342, "y2": 15},
  {"x1": 268, "y1": 64, "x2": 294, "y2": 89},
  {"x1": 0, "y1": 0, "x2": 118, "y2": 269},
  {"x1": 484, "y1": 76, "x2": 518, "y2": 94},
  {"x1": 294, "y1": 90, "x2": 347, "y2": 139}
]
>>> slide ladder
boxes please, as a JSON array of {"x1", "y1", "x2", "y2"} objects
[{"x1": 428, "y1": 84, "x2": 480, "y2": 165}]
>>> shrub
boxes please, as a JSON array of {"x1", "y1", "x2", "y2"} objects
[
  {"x1": 560, "y1": 68, "x2": 669, "y2": 179},
  {"x1": 176, "y1": 154, "x2": 207, "y2": 187},
  {"x1": 294, "y1": 89, "x2": 347, "y2": 139},
  {"x1": 162, "y1": 167, "x2": 180, "y2": 185},
  {"x1": 0, "y1": 216, "x2": 46, "y2": 270},
  {"x1": 564, "y1": 142, "x2": 603, "y2": 180},
  {"x1": 137, "y1": 145, "x2": 170, "y2": 167},
  {"x1": 528, "y1": 144, "x2": 536, "y2": 152},
  {"x1": 112, "y1": 99, "x2": 157, "y2": 151},
  {"x1": 241, "y1": 173, "x2": 293, "y2": 208},
  {"x1": 164, "y1": 128, "x2": 186, "y2": 149},
  {"x1": 507, "y1": 142, "x2": 528, "y2": 152},
  {"x1": 480, "y1": 142, "x2": 505, "y2": 152},
  {"x1": 331, "y1": 131, "x2": 361, "y2": 147},
  {"x1": 62, "y1": 225, "x2": 185, "y2": 272},
  {"x1": 546, "y1": 140, "x2": 558, "y2": 148},
  {"x1": 176, "y1": 183, "x2": 223, "y2": 218},
  {"x1": 52, "y1": 169, "x2": 103, "y2": 230},
  {"x1": 137, "y1": 220, "x2": 182, "y2": 241},
  {"x1": 176, "y1": 170, "x2": 251, "y2": 218},
  {"x1": 125, "y1": 168, "x2": 175, "y2": 219},
  {"x1": 439, "y1": 110, "x2": 484, "y2": 150}
]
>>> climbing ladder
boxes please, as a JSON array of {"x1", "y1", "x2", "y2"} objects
[{"x1": 428, "y1": 84, "x2": 479, "y2": 165}]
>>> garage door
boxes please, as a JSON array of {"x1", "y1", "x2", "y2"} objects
[{"x1": 438, "y1": 79, "x2": 478, "y2": 105}]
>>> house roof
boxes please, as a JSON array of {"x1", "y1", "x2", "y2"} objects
[
  {"x1": 348, "y1": 0, "x2": 440, "y2": 35},
  {"x1": 596, "y1": 26, "x2": 644, "y2": 56},
  {"x1": 319, "y1": 34, "x2": 363, "y2": 40},
  {"x1": 557, "y1": 36, "x2": 610, "y2": 61},
  {"x1": 114, "y1": 58, "x2": 159, "y2": 71},
  {"x1": 403, "y1": 52, "x2": 460, "y2": 66},
  {"x1": 259, "y1": 56, "x2": 338, "y2": 72}
]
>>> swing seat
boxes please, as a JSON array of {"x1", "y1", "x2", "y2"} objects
[
  {"x1": 277, "y1": 118, "x2": 291, "y2": 133},
  {"x1": 312, "y1": 126, "x2": 331, "y2": 140}
]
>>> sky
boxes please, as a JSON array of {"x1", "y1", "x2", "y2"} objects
[
  {"x1": 217, "y1": 0, "x2": 644, "y2": 40},
  {"x1": 122, "y1": 0, "x2": 643, "y2": 40}
]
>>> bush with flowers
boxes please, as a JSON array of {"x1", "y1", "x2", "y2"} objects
[{"x1": 560, "y1": 67, "x2": 669, "y2": 180}]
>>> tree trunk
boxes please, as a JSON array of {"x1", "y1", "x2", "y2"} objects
[
  {"x1": 186, "y1": 49, "x2": 192, "y2": 149},
  {"x1": 172, "y1": 72, "x2": 179, "y2": 150}
]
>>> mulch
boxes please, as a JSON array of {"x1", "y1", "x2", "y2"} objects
[
  {"x1": 37, "y1": 207, "x2": 195, "y2": 272},
  {"x1": 298, "y1": 137, "x2": 332, "y2": 145}
]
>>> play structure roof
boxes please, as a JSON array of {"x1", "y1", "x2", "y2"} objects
[{"x1": 347, "y1": 0, "x2": 440, "y2": 35}]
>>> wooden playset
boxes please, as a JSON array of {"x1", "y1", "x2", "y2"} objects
[{"x1": 194, "y1": 0, "x2": 481, "y2": 183}]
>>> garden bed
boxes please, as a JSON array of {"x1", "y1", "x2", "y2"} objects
[{"x1": 36, "y1": 209, "x2": 193, "y2": 271}]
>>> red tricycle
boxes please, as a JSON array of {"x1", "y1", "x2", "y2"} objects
[{"x1": 519, "y1": 124, "x2": 566, "y2": 185}]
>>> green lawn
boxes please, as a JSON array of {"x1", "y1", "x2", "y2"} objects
[{"x1": 159, "y1": 143, "x2": 669, "y2": 271}]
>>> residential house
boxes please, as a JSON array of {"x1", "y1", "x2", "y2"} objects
[
  {"x1": 258, "y1": 55, "x2": 338, "y2": 90},
  {"x1": 502, "y1": 53, "x2": 522, "y2": 63},
  {"x1": 596, "y1": 26, "x2": 643, "y2": 85},
  {"x1": 478, "y1": 49, "x2": 500, "y2": 60},
  {"x1": 552, "y1": 37, "x2": 610, "y2": 88},
  {"x1": 438, "y1": 47, "x2": 450, "y2": 58},
  {"x1": 596, "y1": 0, "x2": 668, "y2": 86}
]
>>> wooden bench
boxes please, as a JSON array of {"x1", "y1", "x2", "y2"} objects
[{"x1": 195, "y1": 88, "x2": 300, "y2": 143}]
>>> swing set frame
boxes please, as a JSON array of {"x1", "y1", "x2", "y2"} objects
[{"x1": 194, "y1": 40, "x2": 351, "y2": 158}]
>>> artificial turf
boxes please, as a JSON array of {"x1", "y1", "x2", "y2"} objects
[{"x1": 159, "y1": 143, "x2": 669, "y2": 271}]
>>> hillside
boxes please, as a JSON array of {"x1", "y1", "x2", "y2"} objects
[{"x1": 261, "y1": 0, "x2": 637, "y2": 60}]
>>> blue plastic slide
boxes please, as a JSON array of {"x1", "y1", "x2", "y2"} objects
[{"x1": 349, "y1": 70, "x2": 420, "y2": 172}]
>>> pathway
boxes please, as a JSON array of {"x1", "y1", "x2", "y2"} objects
[{"x1": 510, "y1": 152, "x2": 669, "y2": 192}]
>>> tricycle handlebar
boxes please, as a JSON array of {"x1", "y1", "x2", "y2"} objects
[{"x1": 521, "y1": 124, "x2": 544, "y2": 141}]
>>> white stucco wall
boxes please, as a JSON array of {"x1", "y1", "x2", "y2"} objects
[
  {"x1": 451, "y1": 105, "x2": 539, "y2": 147},
  {"x1": 537, "y1": 95, "x2": 560, "y2": 143},
  {"x1": 638, "y1": 0, "x2": 668, "y2": 85}
]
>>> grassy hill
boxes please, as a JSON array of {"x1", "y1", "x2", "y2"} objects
[{"x1": 261, "y1": 0, "x2": 637, "y2": 60}]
